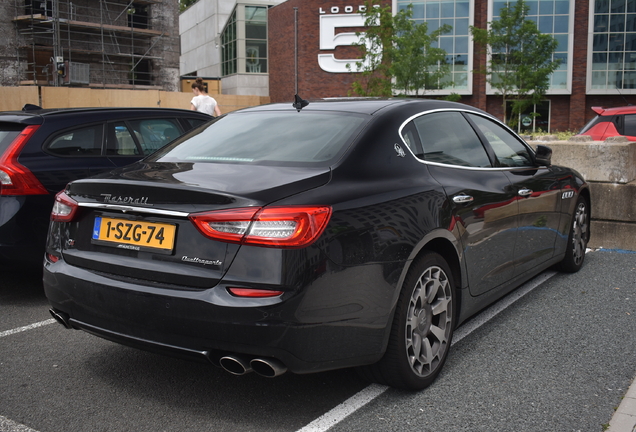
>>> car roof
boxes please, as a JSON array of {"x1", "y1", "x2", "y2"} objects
[
  {"x1": 592, "y1": 105, "x2": 636, "y2": 116},
  {"x1": 237, "y1": 98, "x2": 476, "y2": 116},
  {"x1": 0, "y1": 106, "x2": 209, "y2": 124}
]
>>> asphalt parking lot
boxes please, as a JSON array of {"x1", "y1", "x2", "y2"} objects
[{"x1": 1, "y1": 249, "x2": 635, "y2": 432}]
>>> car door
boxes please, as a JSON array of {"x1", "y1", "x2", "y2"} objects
[
  {"x1": 465, "y1": 113, "x2": 561, "y2": 277},
  {"x1": 105, "y1": 118, "x2": 185, "y2": 167},
  {"x1": 406, "y1": 110, "x2": 518, "y2": 296}
]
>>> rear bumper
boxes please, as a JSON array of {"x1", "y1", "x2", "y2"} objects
[{"x1": 43, "y1": 258, "x2": 396, "y2": 374}]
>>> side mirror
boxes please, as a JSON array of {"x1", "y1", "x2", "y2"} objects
[{"x1": 535, "y1": 145, "x2": 552, "y2": 166}]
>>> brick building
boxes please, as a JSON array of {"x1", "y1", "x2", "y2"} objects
[{"x1": 269, "y1": 0, "x2": 636, "y2": 133}]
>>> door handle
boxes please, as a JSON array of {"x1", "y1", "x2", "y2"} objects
[
  {"x1": 518, "y1": 188, "x2": 533, "y2": 197},
  {"x1": 453, "y1": 194, "x2": 474, "y2": 204}
]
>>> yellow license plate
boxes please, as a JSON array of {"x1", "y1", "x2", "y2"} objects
[{"x1": 92, "y1": 216, "x2": 176, "y2": 253}]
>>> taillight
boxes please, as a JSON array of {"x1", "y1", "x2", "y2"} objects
[
  {"x1": 51, "y1": 191, "x2": 79, "y2": 222},
  {"x1": 0, "y1": 125, "x2": 48, "y2": 196},
  {"x1": 190, "y1": 206, "x2": 332, "y2": 248}
]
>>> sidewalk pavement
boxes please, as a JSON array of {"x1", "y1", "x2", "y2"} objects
[{"x1": 607, "y1": 376, "x2": 636, "y2": 432}]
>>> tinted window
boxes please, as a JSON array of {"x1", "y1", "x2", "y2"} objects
[
  {"x1": 411, "y1": 111, "x2": 492, "y2": 167},
  {"x1": 127, "y1": 118, "x2": 183, "y2": 154},
  {"x1": 579, "y1": 115, "x2": 600, "y2": 134},
  {"x1": 153, "y1": 112, "x2": 367, "y2": 166},
  {"x1": 467, "y1": 114, "x2": 534, "y2": 168},
  {"x1": 46, "y1": 124, "x2": 103, "y2": 156},
  {"x1": 401, "y1": 124, "x2": 421, "y2": 156},
  {"x1": 186, "y1": 117, "x2": 209, "y2": 129},
  {"x1": 0, "y1": 123, "x2": 23, "y2": 154},
  {"x1": 623, "y1": 114, "x2": 636, "y2": 136},
  {"x1": 106, "y1": 122, "x2": 140, "y2": 156}
]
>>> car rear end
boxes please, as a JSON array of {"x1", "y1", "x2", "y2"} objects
[
  {"x1": 0, "y1": 113, "x2": 51, "y2": 265},
  {"x1": 43, "y1": 106, "x2": 395, "y2": 375}
]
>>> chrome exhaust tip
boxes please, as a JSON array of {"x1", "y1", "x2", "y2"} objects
[
  {"x1": 219, "y1": 355, "x2": 253, "y2": 375},
  {"x1": 49, "y1": 309, "x2": 73, "y2": 329},
  {"x1": 250, "y1": 357, "x2": 287, "y2": 378}
]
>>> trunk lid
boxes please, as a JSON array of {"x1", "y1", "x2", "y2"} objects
[{"x1": 60, "y1": 162, "x2": 331, "y2": 288}]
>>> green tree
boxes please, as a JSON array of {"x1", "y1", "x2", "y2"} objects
[
  {"x1": 470, "y1": 0, "x2": 560, "y2": 126},
  {"x1": 179, "y1": 0, "x2": 198, "y2": 13},
  {"x1": 348, "y1": 1, "x2": 394, "y2": 97},
  {"x1": 349, "y1": 1, "x2": 452, "y2": 97},
  {"x1": 392, "y1": 7, "x2": 452, "y2": 96}
]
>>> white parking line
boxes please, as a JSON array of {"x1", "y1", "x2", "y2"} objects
[
  {"x1": 0, "y1": 319, "x2": 55, "y2": 339},
  {"x1": 0, "y1": 321, "x2": 53, "y2": 432},
  {"x1": 295, "y1": 270, "x2": 559, "y2": 432},
  {"x1": 0, "y1": 415, "x2": 40, "y2": 432}
]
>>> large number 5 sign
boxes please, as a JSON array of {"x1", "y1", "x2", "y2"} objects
[{"x1": 318, "y1": 14, "x2": 370, "y2": 73}]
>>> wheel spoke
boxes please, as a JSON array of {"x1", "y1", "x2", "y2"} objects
[
  {"x1": 425, "y1": 272, "x2": 447, "y2": 302},
  {"x1": 407, "y1": 313, "x2": 419, "y2": 331},
  {"x1": 431, "y1": 297, "x2": 450, "y2": 316},
  {"x1": 411, "y1": 332, "x2": 422, "y2": 358},
  {"x1": 421, "y1": 337, "x2": 433, "y2": 364},
  {"x1": 429, "y1": 324, "x2": 447, "y2": 343}
]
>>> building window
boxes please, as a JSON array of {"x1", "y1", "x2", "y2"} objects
[
  {"x1": 491, "y1": 0, "x2": 572, "y2": 93},
  {"x1": 221, "y1": 5, "x2": 268, "y2": 76},
  {"x1": 589, "y1": 0, "x2": 636, "y2": 93},
  {"x1": 128, "y1": 3, "x2": 149, "y2": 30},
  {"x1": 396, "y1": 0, "x2": 472, "y2": 94},
  {"x1": 245, "y1": 6, "x2": 268, "y2": 73},
  {"x1": 222, "y1": 10, "x2": 237, "y2": 76},
  {"x1": 505, "y1": 100, "x2": 551, "y2": 133}
]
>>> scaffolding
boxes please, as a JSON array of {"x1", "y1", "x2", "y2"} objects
[{"x1": 11, "y1": 0, "x2": 179, "y2": 89}]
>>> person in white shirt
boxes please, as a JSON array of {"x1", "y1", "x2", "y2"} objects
[{"x1": 190, "y1": 77, "x2": 221, "y2": 116}]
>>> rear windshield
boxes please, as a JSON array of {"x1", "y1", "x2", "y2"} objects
[
  {"x1": 150, "y1": 111, "x2": 368, "y2": 166},
  {"x1": 579, "y1": 115, "x2": 600, "y2": 134},
  {"x1": 0, "y1": 123, "x2": 25, "y2": 154}
]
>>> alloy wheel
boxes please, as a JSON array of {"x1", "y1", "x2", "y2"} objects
[{"x1": 405, "y1": 265, "x2": 453, "y2": 378}]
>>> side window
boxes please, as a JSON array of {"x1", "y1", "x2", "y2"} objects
[
  {"x1": 106, "y1": 122, "x2": 140, "y2": 156},
  {"x1": 401, "y1": 123, "x2": 422, "y2": 157},
  {"x1": 411, "y1": 111, "x2": 492, "y2": 168},
  {"x1": 126, "y1": 118, "x2": 183, "y2": 155},
  {"x1": 186, "y1": 117, "x2": 209, "y2": 129},
  {"x1": 467, "y1": 114, "x2": 534, "y2": 168},
  {"x1": 46, "y1": 124, "x2": 103, "y2": 156},
  {"x1": 623, "y1": 114, "x2": 636, "y2": 136}
]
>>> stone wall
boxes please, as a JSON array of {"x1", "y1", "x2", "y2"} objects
[{"x1": 527, "y1": 136, "x2": 636, "y2": 251}]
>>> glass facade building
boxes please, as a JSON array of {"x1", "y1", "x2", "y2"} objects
[
  {"x1": 590, "y1": 0, "x2": 636, "y2": 92},
  {"x1": 396, "y1": 0, "x2": 472, "y2": 92},
  {"x1": 492, "y1": 0, "x2": 572, "y2": 91},
  {"x1": 221, "y1": 4, "x2": 269, "y2": 77}
]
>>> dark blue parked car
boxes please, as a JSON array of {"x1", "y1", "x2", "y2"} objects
[{"x1": 0, "y1": 105, "x2": 211, "y2": 266}]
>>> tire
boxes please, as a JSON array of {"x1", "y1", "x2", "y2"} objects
[
  {"x1": 556, "y1": 195, "x2": 590, "y2": 273},
  {"x1": 358, "y1": 252, "x2": 455, "y2": 390}
]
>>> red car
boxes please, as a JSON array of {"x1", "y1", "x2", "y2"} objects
[{"x1": 578, "y1": 105, "x2": 636, "y2": 141}]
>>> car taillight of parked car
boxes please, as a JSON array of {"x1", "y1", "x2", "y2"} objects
[
  {"x1": 189, "y1": 206, "x2": 332, "y2": 248},
  {"x1": 0, "y1": 125, "x2": 48, "y2": 196},
  {"x1": 51, "y1": 191, "x2": 79, "y2": 222}
]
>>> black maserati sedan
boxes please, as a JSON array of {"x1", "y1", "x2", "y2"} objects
[{"x1": 43, "y1": 98, "x2": 590, "y2": 390}]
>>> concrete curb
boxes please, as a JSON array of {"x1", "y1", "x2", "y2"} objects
[{"x1": 607, "y1": 376, "x2": 636, "y2": 432}]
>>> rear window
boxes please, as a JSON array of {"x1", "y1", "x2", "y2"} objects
[
  {"x1": 151, "y1": 111, "x2": 368, "y2": 166},
  {"x1": 579, "y1": 115, "x2": 600, "y2": 134},
  {"x1": 0, "y1": 123, "x2": 25, "y2": 154}
]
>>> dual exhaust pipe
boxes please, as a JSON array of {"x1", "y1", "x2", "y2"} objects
[
  {"x1": 219, "y1": 354, "x2": 287, "y2": 378},
  {"x1": 50, "y1": 309, "x2": 287, "y2": 378},
  {"x1": 49, "y1": 309, "x2": 73, "y2": 329}
]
